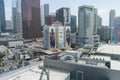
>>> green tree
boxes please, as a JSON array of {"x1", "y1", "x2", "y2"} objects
[
  {"x1": 0, "y1": 53, "x2": 5, "y2": 63},
  {"x1": 71, "y1": 43, "x2": 77, "y2": 48}
]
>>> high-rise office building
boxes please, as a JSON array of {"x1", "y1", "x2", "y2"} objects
[
  {"x1": 78, "y1": 5, "x2": 98, "y2": 44},
  {"x1": 41, "y1": 6, "x2": 45, "y2": 27},
  {"x1": 6, "y1": 20, "x2": 13, "y2": 32},
  {"x1": 114, "y1": 17, "x2": 120, "y2": 42},
  {"x1": 21, "y1": 0, "x2": 42, "y2": 39},
  {"x1": 70, "y1": 15, "x2": 76, "y2": 33},
  {"x1": 97, "y1": 26, "x2": 114, "y2": 41},
  {"x1": 0, "y1": 0, "x2": 6, "y2": 32},
  {"x1": 97, "y1": 15, "x2": 102, "y2": 28},
  {"x1": 46, "y1": 13, "x2": 56, "y2": 25},
  {"x1": 44, "y1": 4, "x2": 49, "y2": 25},
  {"x1": 12, "y1": 0, "x2": 23, "y2": 38},
  {"x1": 41, "y1": 4, "x2": 49, "y2": 27},
  {"x1": 109, "y1": 9, "x2": 116, "y2": 27},
  {"x1": 56, "y1": 7, "x2": 71, "y2": 26}
]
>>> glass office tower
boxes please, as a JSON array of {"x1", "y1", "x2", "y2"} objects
[{"x1": 0, "y1": 0, "x2": 6, "y2": 32}]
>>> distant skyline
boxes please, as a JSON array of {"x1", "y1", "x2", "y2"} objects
[{"x1": 4, "y1": 0, "x2": 120, "y2": 25}]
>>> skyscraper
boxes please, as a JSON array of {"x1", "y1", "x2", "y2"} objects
[
  {"x1": 97, "y1": 15, "x2": 102, "y2": 28},
  {"x1": 109, "y1": 9, "x2": 116, "y2": 27},
  {"x1": 46, "y1": 13, "x2": 56, "y2": 25},
  {"x1": 78, "y1": 5, "x2": 98, "y2": 44},
  {"x1": 21, "y1": 0, "x2": 42, "y2": 39},
  {"x1": 70, "y1": 15, "x2": 76, "y2": 33},
  {"x1": 44, "y1": 4, "x2": 49, "y2": 25},
  {"x1": 41, "y1": 4, "x2": 49, "y2": 27},
  {"x1": 12, "y1": 0, "x2": 23, "y2": 38},
  {"x1": 0, "y1": 0, "x2": 6, "y2": 32},
  {"x1": 114, "y1": 17, "x2": 120, "y2": 42},
  {"x1": 56, "y1": 7, "x2": 71, "y2": 26}
]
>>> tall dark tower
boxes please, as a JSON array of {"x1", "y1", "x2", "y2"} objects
[
  {"x1": 0, "y1": 0, "x2": 6, "y2": 32},
  {"x1": 56, "y1": 7, "x2": 71, "y2": 26},
  {"x1": 21, "y1": 0, "x2": 42, "y2": 39}
]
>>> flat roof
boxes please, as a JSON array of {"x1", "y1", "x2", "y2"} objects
[
  {"x1": 81, "y1": 54, "x2": 120, "y2": 71},
  {"x1": 96, "y1": 44, "x2": 120, "y2": 55},
  {"x1": 8, "y1": 67, "x2": 69, "y2": 80}
]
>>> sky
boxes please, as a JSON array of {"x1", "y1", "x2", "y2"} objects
[{"x1": 4, "y1": 0, "x2": 120, "y2": 26}]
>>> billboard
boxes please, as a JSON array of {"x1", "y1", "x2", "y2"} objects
[
  {"x1": 58, "y1": 27, "x2": 64, "y2": 48},
  {"x1": 83, "y1": 37, "x2": 89, "y2": 44},
  {"x1": 114, "y1": 24, "x2": 120, "y2": 42},
  {"x1": 64, "y1": 9, "x2": 70, "y2": 24},
  {"x1": 94, "y1": 36, "x2": 99, "y2": 43},
  {"x1": 66, "y1": 27, "x2": 71, "y2": 47},
  {"x1": 49, "y1": 27, "x2": 56, "y2": 48}
]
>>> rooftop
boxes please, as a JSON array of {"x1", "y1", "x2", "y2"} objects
[
  {"x1": 97, "y1": 44, "x2": 120, "y2": 55},
  {"x1": 0, "y1": 62, "x2": 70, "y2": 80}
]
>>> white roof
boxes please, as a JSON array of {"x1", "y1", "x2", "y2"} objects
[
  {"x1": 8, "y1": 67, "x2": 69, "y2": 80},
  {"x1": 111, "y1": 60, "x2": 120, "y2": 71},
  {"x1": 96, "y1": 44, "x2": 120, "y2": 55}
]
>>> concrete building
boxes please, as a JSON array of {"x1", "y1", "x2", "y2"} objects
[
  {"x1": 21, "y1": 0, "x2": 42, "y2": 39},
  {"x1": 12, "y1": 0, "x2": 23, "y2": 38},
  {"x1": 109, "y1": 9, "x2": 116, "y2": 27},
  {"x1": 44, "y1": 48, "x2": 120, "y2": 80},
  {"x1": 78, "y1": 5, "x2": 98, "y2": 44},
  {"x1": 43, "y1": 21, "x2": 71, "y2": 49},
  {"x1": 56, "y1": 7, "x2": 71, "y2": 26},
  {"x1": 97, "y1": 26, "x2": 114, "y2": 41},
  {"x1": 113, "y1": 17, "x2": 120, "y2": 42},
  {"x1": 44, "y1": 4, "x2": 49, "y2": 25},
  {"x1": 46, "y1": 13, "x2": 56, "y2": 26},
  {"x1": 41, "y1": 4, "x2": 49, "y2": 27},
  {"x1": 0, "y1": 0, "x2": 6, "y2": 32},
  {"x1": 0, "y1": 62, "x2": 70, "y2": 80},
  {"x1": 41, "y1": 5, "x2": 45, "y2": 28},
  {"x1": 97, "y1": 15, "x2": 102, "y2": 28},
  {"x1": 70, "y1": 15, "x2": 77, "y2": 33},
  {"x1": 6, "y1": 20, "x2": 13, "y2": 32}
]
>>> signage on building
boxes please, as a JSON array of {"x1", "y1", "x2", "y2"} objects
[
  {"x1": 58, "y1": 27, "x2": 64, "y2": 48},
  {"x1": 94, "y1": 36, "x2": 99, "y2": 43},
  {"x1": 83, "y1": 37, "x2": 89, "y2": 44},
  {"x1": 66, "y1": 27, "x2": 71, "y2": 47},
  {"x1": 49, "y1": 27, "x2": 56, "y2": 48}
]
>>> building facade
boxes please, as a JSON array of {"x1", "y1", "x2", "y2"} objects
[
  {"x1": 109, "y1": 9, "x2": 116, "y2": 27},
  {"x1": 97, "y1": 26, "x2": 114, "y2": 41},
  {"x1": 78, "y1": 5, "x2": 98, "y2": 44},
  {"x1": 12, "y1": 0, "x2": 23, "y2": 38},
  {"x1": 70, "y1": 15, "x2": 77, "y2": 33},
  {"x1": 41, "y1": 4, "x2": 49, "y2": 27},
  {"x1": 21, "y1": 0, "x2": 42, "y2": 39},
  {"x1": 97, "y1": 15, "x2": 102, "y2": 28},
  {"x1": 114, "y1": 17, "x2": 120, "y2": 42},
  {"x1": 56, "y1": 7, "x2": 71, "y2": 26},
  {"x1": 44, "y1": 4, "x2": 49, "y2": 25},
  {"x1": 46, "y1": 13, "x2": 56, "y2": 25},
  {"x1": 44, "y1": 21, "x2": 71, "y2": 49},
  {"x1": 0, "y1": 0, "x2": 6, "y2": 32},
  {"x1": 6, "y1": 20, "x2": 13, "y2": 32}
]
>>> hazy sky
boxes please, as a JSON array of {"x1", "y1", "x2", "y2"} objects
[{"x1": 4, "y1": 0, "x2": 120, "y2": 26}]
